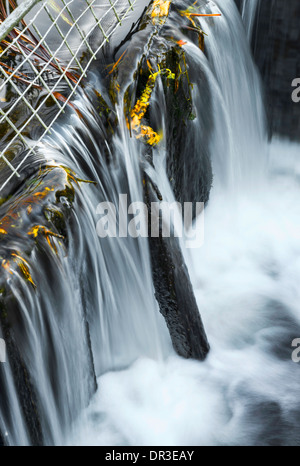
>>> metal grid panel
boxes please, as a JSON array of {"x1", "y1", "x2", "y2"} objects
[{"x1": 0, "y1": 0, "x2": 136, "y2": 191}]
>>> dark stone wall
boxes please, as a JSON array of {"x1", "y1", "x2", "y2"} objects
[{"x1": 236, "y1": 0, "x2": 300, "y2": 141}]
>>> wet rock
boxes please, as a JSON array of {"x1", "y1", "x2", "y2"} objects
[
  {"x1": 235, "y1": 0, "x2": 300, "y2": 141},
  {"x1": 145, "y1": 178, "x2": 210, "y2": 360},
  {"x1": 0, "y1": 298, "x2": 44, "y2": 446},
  {"x1": 162, "y1": 46, "x2": 213, "y2": 211},
  {"x1": 110, "y1": 1, "x2": 212, "y2": 359}
]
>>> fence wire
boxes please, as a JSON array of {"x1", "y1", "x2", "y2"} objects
[{"x1": 0, "y1": 0, "x2": 137, "y2": 192}]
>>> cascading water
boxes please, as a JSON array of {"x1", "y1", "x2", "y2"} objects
[
  {"x1": 1, "y1": 0, "x2": 299, "y2": 447},
  {"x1": 199, "y1": 0, "x2": 267, "y2": 188},
  {"x1": 0, "y1": 84, "x2": 172, "y2": 445},
  {"x1": 240, "y1": 0, "x2": 260, "y2": 40},
  {"x1": 68, "y1": 0, "x2": 300, "y2": 446}
]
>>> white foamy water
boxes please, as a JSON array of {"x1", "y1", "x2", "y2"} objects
[
  {"x1": 68, "y1": 139, "x2": 300, "y2": 446},
  {"x1": 2, "y1": 0, "x2": 299, "y2": 446},
  {"x1": 66, "y1": 0, "x2": 300, "y2": 447}
]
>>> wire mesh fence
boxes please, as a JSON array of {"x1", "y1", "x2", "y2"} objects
[{"x1": 0, "y1": 0, "x2": 137, "y2": 192}]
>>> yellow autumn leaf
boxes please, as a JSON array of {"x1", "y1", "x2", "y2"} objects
[
  {"x1": 11, "y1": 253, "x2": 36, "y2": 288},
  {"x1": 151, "y1": 0, "x2": 171, "y2": 19},
  {"x1": 128, "y1": 68, "x2": 174, "y2": 146}
]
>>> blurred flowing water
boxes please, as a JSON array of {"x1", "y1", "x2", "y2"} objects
[
  {"x1": 0, "y1": 91, "x2": 172, "y2": 444},
  {"x1": 1, "y1": 0, "x2": 299, "y2": 446},
  {"x1": 241, "y1": 0, "x2": 260, "y2": 40},
  {"x1": 69, "y1": 0, "x2": 300, "y2": 446}
]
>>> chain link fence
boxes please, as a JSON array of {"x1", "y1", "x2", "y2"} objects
[{"x1": 0, "y1": 0, "x2": 137, "y2": 192}]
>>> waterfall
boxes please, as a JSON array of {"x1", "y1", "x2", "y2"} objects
[
  {"x1": 191, "y1": 0, "x2": 267, "y2": 189},
  {"x1": 0, "y1": 86, "x2": 171, "y2": 444},
  {"x1": 69, "y1": 0, "x2": 300, "y2": 446},
  {"x1": 1, "y1": 0, "x2": 299, "y2": 446},
  {"x1": 241, "y1": 0, "x2": 260, "y2": 40}
]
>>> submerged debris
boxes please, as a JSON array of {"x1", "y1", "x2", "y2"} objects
[
  {"x1": 0, "y1": 0, "x2": 79, "y2": 85},
  {"x1": 0, "y1": 164, "x2": 95, "y2": 290},
  {"x1": 119, "y1": 0, "x2": 221, "y2": 146},
  {"x1": 10, "y1": 252, "x2": 36, "y2": 288},
  {"x1": 150, "y1": 0, "x2": 171, "y2": 23},
  {"x1": 178, "y1": 1, "x2": 221, "y2": 50}
]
